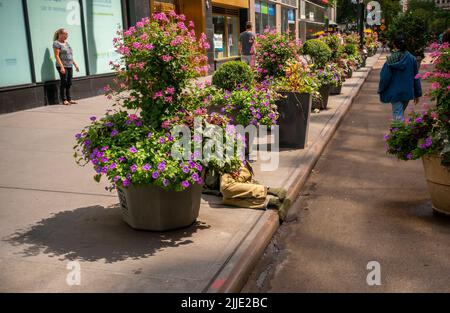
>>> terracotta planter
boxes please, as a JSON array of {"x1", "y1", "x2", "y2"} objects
[
  {"x1": 422, "y1": 155, "x2": 450, "y2": 216},
  {"x1": 276, "y1": 92, "x2": 312, "y2": 149},
  {"x1": 312, "y1": 84, "x2": 331, "y2": 110},
  {"x1": 329, "y1": 84, "x2": 342, "y2": 95},
  {"x1": 117, "y1": 183, "x2": 202, "y2": 231}
]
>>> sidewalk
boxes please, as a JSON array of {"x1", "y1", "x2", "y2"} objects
[{"x1": 0, "y1": 54, "x2": 380, "y2": 292}]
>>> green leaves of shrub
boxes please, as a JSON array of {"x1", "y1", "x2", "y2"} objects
[{"x1": 212, "y1": 61, "x2": 254, "y2": 91}]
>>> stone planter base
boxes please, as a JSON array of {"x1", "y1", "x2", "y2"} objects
[
  {"x1": 422, "y1": 155, "x2": 450, "y2": 216},
  {"x1": 117, "y1": 183, "x2": 202, "y2": 231},
  {"x1": 312, "y1": 85, "x2": 331, "y2": 110},
  {"x1": 276, "y1": 92, "x2": 311, "y2": 149},
  {"x1": 330, "y1": 84, "x2": 342, "y2": 95}
]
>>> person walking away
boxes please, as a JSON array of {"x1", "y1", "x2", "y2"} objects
[
  {"x1": 378, "y1": 35, "x2": 422, "y2": 120},
  {"x1": 53, "y1": 28, "x2": 80, "y2": 105},
  {"x1": 239, "y1": 22, "x2": 255, "y2": 65}
]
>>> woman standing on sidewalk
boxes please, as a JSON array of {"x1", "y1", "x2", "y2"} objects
[
  {"x1": 378, "y1": 35, "x2": 422, "y2": 120},
  {"x1": 53, "y1": 28, "x2": 80, "y2": 105}
]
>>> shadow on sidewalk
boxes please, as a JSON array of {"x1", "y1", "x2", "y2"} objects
[{"x1": 4, "y1": 205, "x2": 210, "y2": 263}]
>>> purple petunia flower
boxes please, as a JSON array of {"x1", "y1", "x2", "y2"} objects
[
  {"x1": 159, "y1": 137, "x2": 165, "y2": 144},
  {"x1": 105, "y1": 122, "x2": 113, "y2": 127},
  {"x1": 191, "y1": 173, "x2": 200, "y2": 182},
  {"x1": 111, "y1": 129, "x2": 119, "y2": 137},
  {"x1": 142, "y1": 163, "x2": 151, "y2": 171},
  {"x1": 196, "y1": 177, "x2": 203, "y2": 185},
  {"x1": 130, "y1": 164, "x2": 138, "y2": 172},
  {"x1": 152, "y1": 171, "x2": 159, "y2": 179},
  {"x1": 101, "y1": 157, "x2": 108, "y2": 163},
  {"x1": 123, "y1": 179, "x2": 130, "y2": 187},
  {"x1": 118, "y1": 157, "x2": 126, "y2": 162},
  {"x1": 181, "y1": 180, "x2": 190, "y2": 188},
  {"x1": 90, "y1": 116, "x2": 96, "y2": 121},
  {"x1": 129, "y1": 147, "x2": 137, "y2": 153},
  {"x1": 415, "y1": 117, "x2": 423, "y2": 124},
  {"x1": 75, "y1": 133, "x2": 82, "y2": 139},
  {"x1": 163, "y1": 178, "x2": 170, "y2": 186},
  {"x1": 135, "y1": 121, "x2": 142, "y2": 127},
  {"x1": 182, "y1": 166, "x2": 190, "y2": 173},
  {"x1": 157, "y1": 161, "x2": 166, "y2": 172},
  {"x1": 195, "y1": 164, "x2": 203, "y2": 171},
  {"x1": 110, "y1": 163, "x2": 117, "y2": 170},
  {"x1": 113, "y1": 175, "x2": 120, "y2": 182},
  {"x1": 101, "y1": 146, "x2": 109, "y2": 151},
  {"x1": 147, "y1": 132, "x2": 153, "y2": 138},
  {"x1": 406, "y1": 153, "x2": 413, "y2": 160}
]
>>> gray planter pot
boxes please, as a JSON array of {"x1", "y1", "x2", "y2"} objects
[
  {"x1": 276, "y1": 92, "x2": 312, "y2": 149},
  {"x1": 329, "y1": 84, "x2": 342, "y2": 95},
  {"x1": 117, "y1": 183, "x2": 202, "y2": 231},
  {"x1": 312, "y1": 84, "x2": 331, "y2": 110}
]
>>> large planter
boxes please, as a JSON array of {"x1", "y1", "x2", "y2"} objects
[
  {"x1": 276, "y1": 92, "x2": 312, "y2": 149},
  {"x1": 117, "y1": 183, "x2": 203, "y2": 231},
  {"x1": 312, "y1": 84, "x2": 331, "y2": 110},
  {"x1": 329, "y1": 84, "x2": 342, "y2": 95},
  {"x1": 422, "y1": 155, "x2": 450, "y2": 216}
]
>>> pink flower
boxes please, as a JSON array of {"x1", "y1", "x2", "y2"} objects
[
  {"x1": 144, "y1": 44, "x2": 154, "y2": 50},
  {"x1": 153, "y1": 91, "x2": 163, "y2": 99},
  {"x1": 178, "y1": 14, "x2": 186, "y2": 21},
  {"x1": 177, "y1": 22, "x2": 187, "y2": 31},
  {"x1": 414, "y1": 73, "x2": 421, "y2": 79},
  {"x1": 431, "y1": 82, "x2": 440, "y2": 90},
  {"x1": 168, "y1": 10, "x2": 177, "y2": 18},
  {"x1": 189, "y1": 21, "x2": 195, "y2": 28},
  {"x1": 165, "y1": 87, "x2": 175, "y2": 95},
  {"x1": 161, "y1": 55, "x2": 173, "y2": 62},
  {"x1": 431, "y1": 111, "x2": 439, "y2": 119},
  {"x1": 140, "y1": 33, "x2": 148, "y2": 40},
  {"x1": 132, "y1": 42, "x2": 141, "y2": 49},
  {"x1": 136, "y1": 21, "x2": 144, "y2": 28},
  {"x1": 447, "y1": 85, "x2": 450, "y2": 90},
  {"x1": 165, "y1": 96, "x2": 173, "y2": 103},
  {"x1": 422, "y1": 72, "x2": 431, "y2": 79}
]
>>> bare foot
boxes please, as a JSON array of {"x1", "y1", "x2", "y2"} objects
[
  {"x1": 63, "y1": 100, "x2": 70, "y2": 105},
  {"x1": 69, "y1": 100, "x2": 77, "y2": 104}
]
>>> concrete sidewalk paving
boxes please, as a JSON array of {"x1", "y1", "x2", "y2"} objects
[{"x1": 0, "y1": 54, "x2": 380, "y2": 292}]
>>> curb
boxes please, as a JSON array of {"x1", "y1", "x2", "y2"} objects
[{"x1": 205, "y1": 54, "x2": 382, "y2": 293}]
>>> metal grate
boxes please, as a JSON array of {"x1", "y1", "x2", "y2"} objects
[{"x1": 212, "y1": 6, "x2": 239, "y2": 15}]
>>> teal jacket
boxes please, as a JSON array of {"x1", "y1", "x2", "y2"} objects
[{"x1": 378, "y1": 51, "x2": 422, "y2": 103}]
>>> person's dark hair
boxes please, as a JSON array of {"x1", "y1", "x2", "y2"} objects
[
  {"x1": 246, "y1": 21, "x2": 252, "y2": 30},
  {"x1": 443, "y1": 29, "x2": 450, "y2": 44},
  {"x1": 393, "y1": 34, "x2": 407, "y2": 51}
]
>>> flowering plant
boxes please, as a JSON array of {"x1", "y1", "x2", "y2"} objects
[
  {"x1": 253, "y1": 28, "x2": 302, "y2": 80},
  {"x1": 75, "y1": 12, "x2": 246, "y2": 192},
  {"x1": 313, "y1": 65, "x2": 337, "y2": 87},
  {"x1": 418, "y1": 42, "x2": 450, "y2": 106},
  {"x1": 74, "y1": 110, "x2": 244, "y2": 191},
  {"x1": 385, "y1": 107, "x2": 450, "y2": 166},
  {"x1": 207, "y1": 84, "x2": 280, "y2": 127},
  {"x1": 275, "y1": 60, "x2": 320, "y2": 96},
  {"x1": 106, "y1": 11, "x2": 210, "y2": 128},
  {"x1": 385, "y1": 42, "x2": 450, "y2": 167}
]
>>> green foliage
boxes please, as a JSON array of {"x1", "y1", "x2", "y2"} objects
[
  {"x1": 212, "y1": 61, "x2": 254, "y2": 91},
  {"x1": 302, "y1": 39, "x2": 332, "y2": 68},
  {"x1": 344, "y1": 43, "x2": 358, "y2": 56},
  {"x1": 386, "y1": 12, "x2": 430, "y2": 58}
]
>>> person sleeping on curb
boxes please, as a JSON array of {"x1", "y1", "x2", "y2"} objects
[{"x1": 203, "y1": 161, "x2": 287, "y2": 210}]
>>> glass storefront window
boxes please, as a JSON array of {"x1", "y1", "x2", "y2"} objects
[
  {"x1": 268, "y1": 4, "x2": 276, "y2": 29},
  {"x1": 213, "y1": 14, "x2": 239, "y2": 59},
  {"x1": 213, "y1": 16, "x2": 225, "y2": 59},
  {"x1": 82, "y1": 0, "x2": 123, "y2": 75},
  {"x1": 227, "y1": 16, "x2": 239, "y2": 57},
  {"x1": 0, "y1": 0, "x2": 32, "y2": 87},
  {"x1": 255, "y1": 1, "x2": 272, "y2": 34},
  {"x1": 27, "y1": 0, "x2": 87, "y2": 82}
]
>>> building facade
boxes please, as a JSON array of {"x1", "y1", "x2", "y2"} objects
[
  {"x1": 435, "y1": 0, "x2": 450, "y2": 10},
  {"x1": 0, "y1": 0, "x2": 333, "y2": 113}
]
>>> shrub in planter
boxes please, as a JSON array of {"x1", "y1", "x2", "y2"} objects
[
  {"x1": 253, "y1": 28, "x2": 302, "y2": 80},
  {"x1": 74, "y1": 11, "x2": 245, "y2": 231},
  {"x1": 302, "y1": 39, "x2": 332, "y2": 68},
  {"x1": 212, "y1": 61, "x2": 254, "y2": 91},
  {"x1": 274, "y1": 60, "x2": 319, "y2": 148},
  {"x1": 319, "y1": 34, "x2": 340, "y2": 60}
]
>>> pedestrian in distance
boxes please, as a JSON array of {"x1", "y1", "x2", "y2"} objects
[
  {"x1": 239, "y1": 21, "x2": 255, "y2": 66},
  {"x1": 378, "y1": 34, "x2": 422, "y2": 121},
  {"x1": 53, "y1": 28, "x2": 80, "y2": 105}
]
